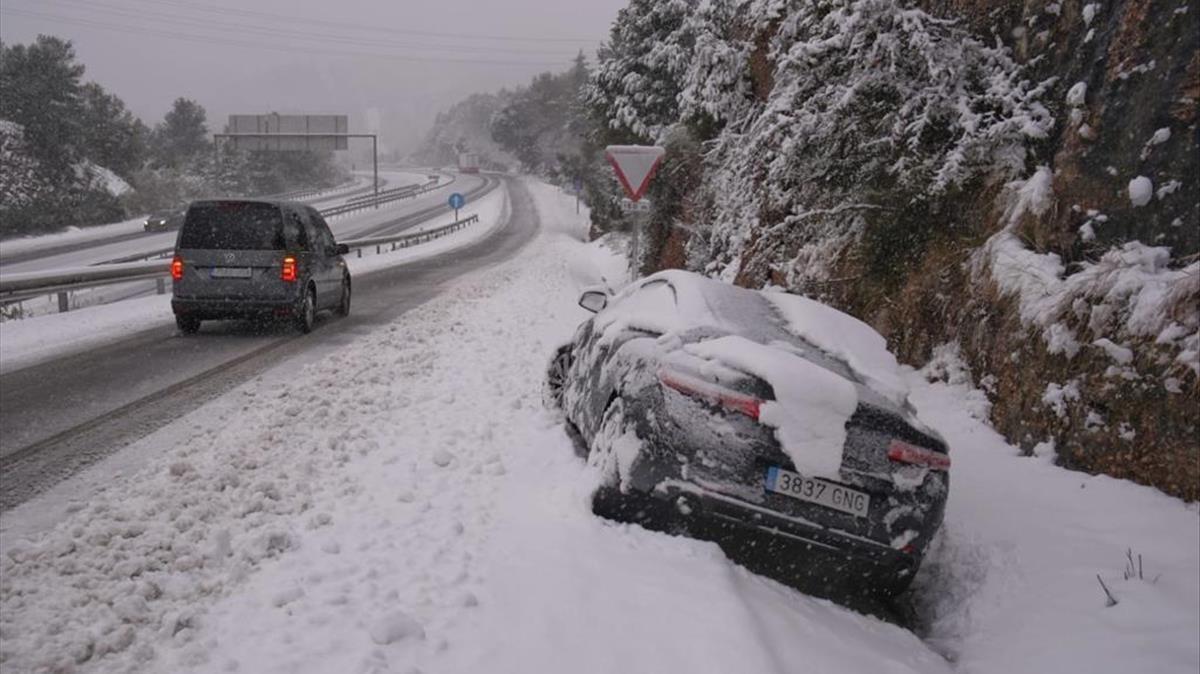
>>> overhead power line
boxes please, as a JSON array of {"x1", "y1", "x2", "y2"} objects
[
  {"x1": 120, "y1": 0, "x2": 602, "y2": 44},
  {"x1": 29, "y1": 0, "x2": 588, "y2": 57},
  {"x1": 0, "y1": 7, "x2": 575, "y2": 68}
]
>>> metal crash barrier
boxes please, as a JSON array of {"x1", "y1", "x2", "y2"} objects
[{"x1": 0, "y1": 212, "x2": 483, "y2": 313}]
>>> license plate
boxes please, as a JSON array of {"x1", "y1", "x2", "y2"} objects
[
  {"x1": 765, "y1": 466, "x2": 870, "y2": 518},
  {"x1": 210, "y1": 267, "x2": 251, "y2": 278}
]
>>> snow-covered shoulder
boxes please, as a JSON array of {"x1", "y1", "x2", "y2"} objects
[{"x1": 908, "y1": 352, "x2": 1199, "y2": 674}]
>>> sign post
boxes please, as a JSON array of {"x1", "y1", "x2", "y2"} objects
[
  {"x1": 605, "y1": 145, "x2": 665, "y2": 274},
  {"x1": 448, "y1": 192, "x2": 466, "y2": 222}
]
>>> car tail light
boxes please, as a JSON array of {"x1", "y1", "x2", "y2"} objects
[
  {"x1": 887, "y1": 439, "x2": 950, "y2": 471},
  {"x1": 658, "y1": 368, "x2": 761, "y2": 420},
  {"x1": 281, "y1": 256, "x2": 297, "y2": 282},
  {"x1": 171, "y1": 255, "x2": 184, "y2": 281}
]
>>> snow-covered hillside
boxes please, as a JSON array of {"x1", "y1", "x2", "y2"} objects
[
  {"x1": 582, "y1": 0, "x2": 1199, "y2": 502},
  {"x1": 0, "y1": 180, "x2": 1195, "y2": 674}
]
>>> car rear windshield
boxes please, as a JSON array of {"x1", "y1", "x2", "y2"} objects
[{"x1": 179, "y1": 202, "x2": 284, "y2": 250}]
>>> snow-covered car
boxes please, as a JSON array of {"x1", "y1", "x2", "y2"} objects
[
  {"x1": 544, "y1": 270, "x2": 950, "y2": 600},
  {"x1": 144, "y1": 209, "x2": 185, "y2": 232}
]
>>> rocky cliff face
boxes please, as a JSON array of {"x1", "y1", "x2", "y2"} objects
[
  {"x1": 918, "y1": 0, "x2": 1197, "y2": 256},
  {"x1": 590, "y1": 0, "x2": 1198, "y2": 499},
  {"x1": 881, "y1": 0, "x2": 1198, "y2": 499}
]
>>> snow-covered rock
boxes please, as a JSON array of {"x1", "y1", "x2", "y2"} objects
[
  {"x1": 1066, "y1": 81, "x2": 1088, "y2": 106},
  {"x1": 1128, "y1": 176, "x2": 1153, "y2": 207}
]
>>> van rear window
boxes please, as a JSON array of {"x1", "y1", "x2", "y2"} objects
[{"x1": 179, "y1": 202, "x2": 284, "y2": 250}]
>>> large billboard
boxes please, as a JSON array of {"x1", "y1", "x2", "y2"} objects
[{"x1": 224, "y1": 114, "x2": 349, "y2": 151}]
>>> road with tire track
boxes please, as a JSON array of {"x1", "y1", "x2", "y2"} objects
[{"x1": 0, "y1": 176, "x2": 535, "y2": 510}]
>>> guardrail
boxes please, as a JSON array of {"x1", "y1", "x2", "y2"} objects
[
  {"x1": 344, "y1": 214, "x2": 479, "y2": 257},
  {"x1": 262, "y1": 178, "x2": 360, "y2": 202},
  {"x1": 320, "y1": 179, "x2": 441, "y2": 219},
  {"x1": 0, "y1": 260, "x2": 174, "y2": 308},
  {"x1": 344, "y1": 184, "x2": 417, "y2": 205},
  {"x1": 0, "y1": 214, "x2": 483, "y2": 312},
  {"x1": 88, "y1": 178, "x2": 446, "y2": 266}
]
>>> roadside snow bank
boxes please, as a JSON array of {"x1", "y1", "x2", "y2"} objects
[
  {"x1": 0, "y1": 294, "x2": 172, "y2": 375},
  {"x1": 438, "y1": 181, "x2": 949, "y2": 674},
  {"x1": 908, "y1": 359, "x2": 1200, "y2": 674}
]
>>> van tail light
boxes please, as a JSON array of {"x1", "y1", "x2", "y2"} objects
[
  {"x1": 887, "y1": 440, "x2": 950, "y2": 471},
  {"x1": 658, "y1": 368, "x2": 762, "y2": 420},
  {"x1": 281, "y1": 256, "x2": 297, "y2": 282},
  {"x1": 171, "y1": 255, "x2": 184, "y2": 281}
]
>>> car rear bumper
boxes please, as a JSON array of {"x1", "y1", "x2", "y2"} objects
[
  {"x1": 172, "y1": 296, "x2": 298, "y2": 320},
  {"x1": 595, "y1": 479, "x2": 919, "y2": 597}
]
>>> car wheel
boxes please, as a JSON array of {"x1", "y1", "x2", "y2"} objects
[
  {"x1": 588, "y1": 397, "x2": 634, "y2": 489},
  {"x1": 542, "y1": 345, "x2": 572, "y2": 412},
  {"x1": 336, "y1": 275, "x2": 351, "y2": 317},
  {"x1": 175, "y1": 315, "x2": 201, "y2": 335},
  {"x1": 295, "y1": 287, "x2": 316, "y2": 334}
]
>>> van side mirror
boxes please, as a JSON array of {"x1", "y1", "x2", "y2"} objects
[
  {"x1": 335, "y1": 243, "x2": 350, "y2": 256},
  {"x1": 578, "y1": 290, "x2": 608, "y2": 313}
]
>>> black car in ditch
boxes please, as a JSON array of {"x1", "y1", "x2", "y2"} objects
[
  {"x1": 171, "y1": 199, "x2": 352, "y2": 334},
  {"x1": 544, "y1": 270, "x2": 950, "y2": 601}
]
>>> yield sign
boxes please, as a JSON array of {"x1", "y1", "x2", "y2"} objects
[{"x1": 605, "y1": 145, "x2": 665, "y2": 202}]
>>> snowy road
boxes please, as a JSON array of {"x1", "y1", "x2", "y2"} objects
[
  {"x1": 0, "y1": 175, "x2": 522, "y2": 509},
  {"x1": 0, "y1": 169, "x2": 442, "y2": 274},
  {"x1": 0, "y1": 171, "x2": 488, "y2": 322},
  {"x1": 0, "y1": 181, "x2": 1195, "y2": 674},
  {"x1": 0, "y1": 179, "x2": 945, "y2": 673}
]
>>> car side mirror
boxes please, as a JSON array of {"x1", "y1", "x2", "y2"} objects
[
  {"x1": 335, "y1": 243, "x2": 350, "y2": 256},
  {"x1": 578, "y1": 290, "x2": 608, "y2": 313}
]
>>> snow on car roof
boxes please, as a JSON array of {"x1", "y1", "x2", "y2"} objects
[
  {"x1": 630, "y1": 270, "x2": 908, "y2": 405},
  {"x1": 763, "y1": 290, "x2": 908, "y2": 405}
]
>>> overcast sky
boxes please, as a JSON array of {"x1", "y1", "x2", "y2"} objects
[{"x1": 0, "y1": 0, "x2": 627, "y2": 154}]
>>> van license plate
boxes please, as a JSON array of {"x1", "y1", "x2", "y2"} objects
[
  {"x1": 211, "y1": 267, "x2": 251, "y2": 278},
  {"x1": 765, "y1": 466, "x2": 870, "y2": 518}
]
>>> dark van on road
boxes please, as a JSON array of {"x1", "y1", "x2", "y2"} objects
[{"x1": 171, "y1": 200, "x2": 351, "y2": 334}]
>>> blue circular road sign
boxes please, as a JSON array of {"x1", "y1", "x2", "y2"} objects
[{"x1": 448, "y1": 192, "x2": 466, "y2": 210}]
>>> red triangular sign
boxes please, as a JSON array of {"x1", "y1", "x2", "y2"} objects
[{"x1": 605, "y1": 145, "x2": 665, "y2": 202}]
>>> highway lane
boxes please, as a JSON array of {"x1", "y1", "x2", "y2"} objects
[
  {"x1": 0, "y1": 174, "x2": 492, "y2": 318},
  {"x1": 0, "y1": 170, "x2": 438, "y2": 273},
  {"x1": 0, "y1": 183, "x2": 387, "y2": 269},
  {"x1": 0, "y1": 177, "x2": 537, "y2": 510},
  {"x1": 0, "y1": 175, "x2": 386, "y2": 268}
]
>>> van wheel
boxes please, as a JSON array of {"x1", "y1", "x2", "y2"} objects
[
  {"x1": 176, "y1": 315, "x2": 201, "y2": 335},
  {"x1": 295, "y1": 287, "x2": 316, "y2": 334},
  {"x1": 336, "y1": 275, "x2": 351, "y2": 317}
]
